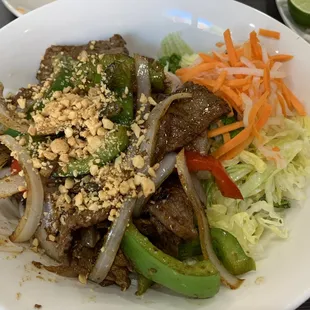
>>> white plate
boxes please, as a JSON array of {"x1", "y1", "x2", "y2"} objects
[
  {"x1": 276, "y1": 0, "x2": 310, "y2": 43},
  {"x1": 0, "y1": 0, "x2": 310, "y2": 309},
  {"x1": 2, "y1": 0, "x2": 53, "y2": 16}
]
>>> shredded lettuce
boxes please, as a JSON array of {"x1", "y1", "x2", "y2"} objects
[
  {"x1": 160, "y1": 32, "x2": 193, "y2": 57},
  {"x1": 206, "y1": 116, "x2": 310, "y2": 257},
  {"x1": 159, "y1": 33, "x2": 200, "y2": 71},
  {"x1": 180, "y1": 53, "x2": 200, "y2": 68}
]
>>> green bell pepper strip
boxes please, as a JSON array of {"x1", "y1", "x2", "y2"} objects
[
  {"x1": 121, "y1": 223, "x2": 220, "y2": 299},
  {"x1": 178, "y1": 239, "x2": 202, "y2": 261},
  {"x1": 136, "y1": 274, "x2": 154, "y2": 296},
  {"x1": 3, "y1": 128, "x2": 20, "y2": 137},
  {"x1": 178, "y1": 228, "x2": 256, "y2": 276},
  {"x1": 211, "y1": 228, "x2": 256, "y2": 275},
  {"x1": 28, "y1": 53, "x2": 165, "y2": 126},
  {"x1": 104, "y1": 59, "x2": 134, "y2": 126},
  {"x1": 56, "y1": 125, "x2": 129, "y2": 177}
]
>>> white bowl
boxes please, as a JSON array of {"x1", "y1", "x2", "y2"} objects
[
  {"x1": 2, "y1": 0, "x2": 53, "y2": 16},
  {"x1": 0, "y1": 0, "x2": 310, "y2": 309}
]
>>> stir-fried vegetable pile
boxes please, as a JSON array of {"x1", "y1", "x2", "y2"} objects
[{"x1": 0, "y1": 28, "x2": 308, "y2": 299}]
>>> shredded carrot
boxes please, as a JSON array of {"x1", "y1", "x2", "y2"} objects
[
  {"x1": 253, "y1": 126, "x2": 264, "y2": 144},
  {"x1": 172, "y1": 27, "x2": 306, "y2": 150},
  {"x1": 236, "y1": 47, "x2": 244, "y2": 58},
  {"x1": 212, "y1": 51, "x2": 225, "y2": 62},
  {"x1": 263, "y1": 63, "x2": 270, "y2": 93},
  {"x1": 235, "y1": 61, "x2": 245, "y2": 67},
  {"x1": 249, "y1": 91, "x2": 269, "y2": 124},
  {"x1": 216, "y1": 42, "x2": 225, "y2": 48},
  {"x1": 272, "y1": 146, "x2": 280, "y2": 152},
  {"x1": 276, "y1": 92, "x2": 287, "y2": 117},
  {"x1": 208, "y1": 121, "x2": 244, "y2": 138},
  {"x1": 212, "y1": 125, "x2": 253, "y2": 159},
  {"x1": 252, "y1": 60, "x2": 265, "y2": 69},
  {"x1": 256, "y1": 103, "x2": 272, "y2": 131},
  {"x1": 220, "y1": 85, "x2": 243, "y2": 107},
  {"x1": 177, "y1": 62, "x2": 223, "y2": 82},
  {"x1": 213, "y1": 71, "x2": 227, "y2": 93},
  {"x1": 259, "y1": 28, "x2": 280, "y2": 40},
  {"x1": 192, "y1": 78, "x2": 215, "y2": 91},
  {"x1": 223, "y1": 132, "x2": 231, "y2": 143},
  {"x1": 244, "y1": 41, "x2": 252, "y2": 60},
  {"x1": 199, "y1": 53, "x2": 217, "y2": 63},
  {"x1": 219, "y1": 136, "x2": 254, "y2": 161},
  {"x1": 269, "y1": 54, "x2": 293, "y2": 62},
  {"x1": 224, "y1": 29, "x2": 238, "y2": 66},
  {"x1": 217, "y1": 91, "x2": 243, "y2": 116},
  {"x1": 283, "y1": 83, "x2": 307, "y2": 116},
  {"x1": 242, "y1": 83, "x2": 251, "y2": 92},
  {"x1": 250, "y1": 31, "x2": 262, "y2": 60},
  {"x1": 175, "y1": 67, "x2": 188, "y2": 76},
  {"x1": 280, "y1": 81, "x2": 294, "y2": 111}
]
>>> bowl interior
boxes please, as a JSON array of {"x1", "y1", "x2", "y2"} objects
[{"x1": 0, "y1": 1, "x2": 310, "y2": 309}]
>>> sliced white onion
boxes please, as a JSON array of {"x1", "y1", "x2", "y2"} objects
[
  {"x1": 240, "y1": 56, "x2": 255, "y2": 68},
  {"x1": 165, "y1": 72, "x2": 182, "y2": 92},
  {"x1": 141, "y1": 93, "x2": 192, "y2": 166},
  {"x1": 89, "y1": 198, "x2": 137, "y2": 283},
  {"x1": 191, "y1": 173, "x2": 207, "y2": 206},
  {"x1": 176, "y1": 149, "x2": 243, "y2": 289},
  {"x1": 0, "y1": 135, "x2": 44, "y2": 242},
  {"x1": 271, "y1": 62, "x2": 283, "y2": 72},
  {"x1": 0, "y1": 174, "x2": 26, "y2": 199},
  {"x1": 135, "y1": 55, "x2": 151, "y2": 113},
  {"x1": 35, "y1": 224, "x2": 62, "y2": 262},
  {"x1": 90, "y1": 152, "x2": 176, "y2": 283},
  {"x1": 253, "y1": 76, "x2": 261, "y2": 97},
  {"x1": 241, "y1": 93, "x2": 253, "y2": 127},
  {"x1": 0, "y1": 198, "x2": 23, "y2": 253},
  {"x1": 261, "y1": 47, "x2": 269, "y2": 64},
  {"x1": 0, "y1": 167, "x2": 11, "y2": 179},
  {"x1": 220, "y1": 67, "x2": 286, "y2": 79},
  {"x1": 133, "y1": 152, "x2": 177, "y2": 217}
]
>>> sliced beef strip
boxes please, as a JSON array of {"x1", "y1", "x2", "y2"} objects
[
  {"x1": 37, "y1": 34, "x2": 129, "y2": 82},
  {"x1": 56, "y1": 207, "x2": 111, "y2": 259},
  {"x1": 153, "y1": 82, "x2": 230, "y2": 163},
  {"x1": 147, "y1": 176, "x2": 198, "y2": 241},
  {"x1": 33, "y1": 247, "x2": 131, "y2": 291},
  {"x1": 9, "y1": 87, "x2": 34, "y2": 110},
  {"x1": 134, "y1": 217, "x2": 181, "y2": 258},
  {"x1": 101, "y1": 250, "x2": 132, "y2": 291}
]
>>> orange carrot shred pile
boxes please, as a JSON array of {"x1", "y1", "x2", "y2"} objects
[
  {"x1": 173, "y1": 28, "x2": 307, "y2": 160},
  {"x1": 258, "y1": 28, "x2": 281, "y2": 40}
]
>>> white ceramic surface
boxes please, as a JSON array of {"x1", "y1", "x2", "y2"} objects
[
  {"x1": 2, "y1": 0, "x2": 53, "y2": 16},
  {"x1": 0, "y1": 0, "x2": 310, "y2": 309},
  {"x1": 276, "y1": 0, "x2": 310, "y2": 43}
]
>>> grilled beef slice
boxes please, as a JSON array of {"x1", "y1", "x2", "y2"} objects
[
  {"x1": 37, "y1": 34, "x2": 129, "y2": 81},
  {"x1": 154, "y1": 82, "x2": 230, "y2": 162},
  {"x1": 57, "y1": 207, "x2": 111, "y2": 259},
  {"x1": 134, "y1": 176, "x2": 198, "y2": 257}
]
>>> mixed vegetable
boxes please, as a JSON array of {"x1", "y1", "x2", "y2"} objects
[{"x1": 0, "y1": 28, "x2": 308, "y2": 300}]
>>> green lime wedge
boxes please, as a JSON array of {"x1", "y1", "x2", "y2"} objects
[{"x1": 288, "y1": 0, "x2": 310, "y2": 27}]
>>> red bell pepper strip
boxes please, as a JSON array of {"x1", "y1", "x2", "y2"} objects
[
  {"x1": 185, "y1": 151, "x2": 243, "y2": 200},
  {"x1": 11, "y1": 159, "x2": 22, "y2": 175}
]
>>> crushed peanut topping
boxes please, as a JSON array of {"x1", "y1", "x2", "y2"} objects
[{"x1": 9, "y1": 49, "x2": 159, "y2": 226}]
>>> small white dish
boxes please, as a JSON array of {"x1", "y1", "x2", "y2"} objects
[
  {"x1": 0, "y1": 0, "x2": 310, "y2": 309},
  {"x1": 276, "y1": 0, "x2": 310, "y2": 43},
  {"x1": 2, "y1": 0, "x2": 53, "y2": 16}
]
